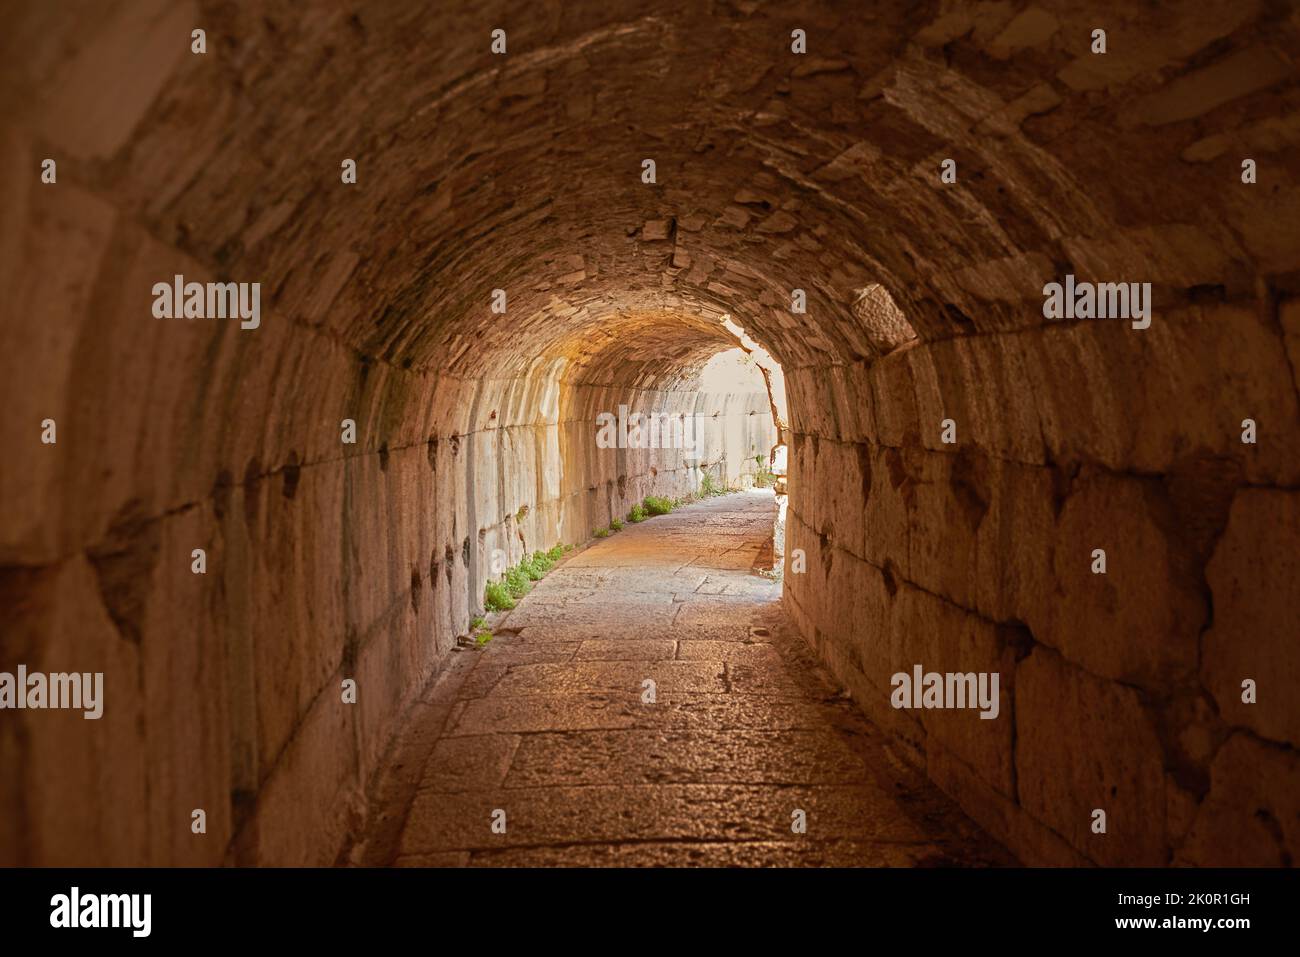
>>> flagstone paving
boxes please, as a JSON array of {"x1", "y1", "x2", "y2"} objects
[{"x1": 350, "y1": 490, "x2": 1015, "y2": 867}]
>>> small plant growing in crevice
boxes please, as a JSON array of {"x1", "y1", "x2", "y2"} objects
[
  {"x1": 628, "y1": 503, "x2": 647, "y2": 523},
  {"x1": 471, "y1": 615, "x2": 486, "y2": 631},
  {"x1": 593, "y1": 526, "x2": 611, "y2": 538},
  {"x1": 700, "y1": 472, "x2": 719, "y2": 497},
  {"x1": 523, "y1": 550, "x2": 554, "y2": 579},
  {"x1": 609, "y1": 518, "x2": 624, "y2": 531},
  {"x1": 644, "y1": 495, "x2": 673, "y2": 516},
  {"x1": 483, "y1": 544, "x2": 573, "y2": 614},
  {"x1": 484, "y1": 581, "x2": 515, "y2": 612},
  {"x1": 505, "y1": 565, "x2": 532, "y2": 598},
  {"x1": 475, "y1": 628, "x2": 493, "y2": 646}
]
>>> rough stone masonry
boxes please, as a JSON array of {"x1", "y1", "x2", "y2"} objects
[{"x1": 0, "y1": 0, "x2": 1297, "y2": 867}]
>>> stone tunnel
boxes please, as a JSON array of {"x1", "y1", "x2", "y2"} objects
[{"x1": 1, "y1": 0, "x2": 1298, "y2": 869}]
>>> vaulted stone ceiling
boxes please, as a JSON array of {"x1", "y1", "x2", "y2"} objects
[{"x1": 11, "y1": 1, "x2": 1294, "y2": 379}]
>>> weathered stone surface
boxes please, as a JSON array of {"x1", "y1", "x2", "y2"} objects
[
  {"x1": 434, "y1": 839, "x2": 994, "y2": 867},
  {"x1": 417, "y1": 735, "x2": 520, "y2": 793},
  {"x1": 1015, "y1": 649, "x2": 1168, "y2": 866},
  {"x1": 1121, "y1": 46, "x2": 1293, "y2": 127},
  {"x1": 356, "y1": 493, "x2": 1011, "y2": 866},
  {"x1": 399, "y1": 782, "x2": 928, "y2": 855},
  {"x1": 1177, "y1": 734, "x2": 1300, "y2": 866},
  {"x1": 1202, "y1": 489, "x2": 1300, "y2": 747},
  {"x1": 891, "y1": 585, "x2": 1019, "y2": 798},
  {"x1": 1035, "y1": 472, "x2": 1206, "y2": 691},
  {"x1": 573, "y1": 638, "x2": 677, "y2": 661}
]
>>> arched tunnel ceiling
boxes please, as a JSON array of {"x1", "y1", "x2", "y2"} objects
[
  {"x1": 557, "y1": 309, "x2": 740, "y2": 390},
  {"x1": 9, "y1": 0, "x2": 1294, "y2": 382}
]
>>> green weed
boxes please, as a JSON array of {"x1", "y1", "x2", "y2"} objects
[
  {"x1": 484, "y1": 581, "x2": 515, "y2": 612},
  {"x1": 644, "y1": 496, "x2": 674, "y2": 516}
]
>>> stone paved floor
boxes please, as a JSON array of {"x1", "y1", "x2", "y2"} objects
[{"x1": 350, "y1": 490, "x2": 1015, "y2": 867}]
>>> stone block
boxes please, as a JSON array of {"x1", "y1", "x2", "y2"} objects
[
  {"x1": 1033, "y1": 472, "x2": 1205, "y2": 691},
  {"x1": 1202, "y1": 489, "x2": 1300, "y2": 747},
  {"x1": 1016, "y1": 648, "x2": 1168, "y2": 865},
  {"x1": 1177, "y1": 734, "x2": 1300, "y2": 866}
]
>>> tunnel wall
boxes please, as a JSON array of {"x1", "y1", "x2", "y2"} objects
[
  {"x1": 558, "y1": 381, "x2": 776, "y2": 544},
  {"x1": 0, "y1": 167, "x2": 773, "y2": 865},
  {"x1": 782, "y1": 295, "x2": 1300, "y2": 866}
]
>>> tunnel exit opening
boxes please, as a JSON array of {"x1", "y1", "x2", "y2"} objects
[
  {"x1": 691, "y1": 345, "x2": 783, "y2": 492},
  {"x1": 709, "y1": 321, "x2": 789, "y2": 580}
]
